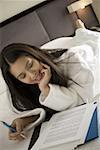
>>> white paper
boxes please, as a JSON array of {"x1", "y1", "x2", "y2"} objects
[{"x1": 31, "y1": 103, "x2": 97, "y2": 150}]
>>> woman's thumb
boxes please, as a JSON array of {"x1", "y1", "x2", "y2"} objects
[{"x1": 16, "y1": 121, "x2": 23, "y2": 133}]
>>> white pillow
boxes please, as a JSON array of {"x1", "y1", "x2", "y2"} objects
[
  {"x1": 41, "y1": 37, "x2": 73, "y2": 49},
  {"x1": 41, "y1": 28, "x2": 100, "y2": 50},
  {"x1": 0, "y1": 69, "x2": 12, "y2": 114},
  {"x1": 0, "y1": 69, "x2": 8, "y2": 95}
]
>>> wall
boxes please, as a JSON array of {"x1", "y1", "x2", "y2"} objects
[
  {"x1": 0, "y1": 0, "x2": 77, "y2": 49},
  {"x1": 92, "y1": 0, "x2": 100, "y2": 23},
  {"x1": 0, "y1": 0, "x2": 47, "y2": 23},
  {"x1": 0, "y1": 0, "x2": 100, "y2": 24}
]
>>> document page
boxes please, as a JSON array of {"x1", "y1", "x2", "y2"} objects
[
  {"x1": 31, "y1": 103, "x2": 97, "y2": 150},
  {"x1": 40, "y1": 105, "x2": 86, "y2": 149}
]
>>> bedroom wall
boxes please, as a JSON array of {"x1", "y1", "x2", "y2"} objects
[
  {"x1": 1, "y1": 0, "x2": 99, "y2": 23},
  {"x1": 92, "y1": 0, "x2": 100, "y2": 23},
  {"x1": 0, "y1": 0, "x2": 47, "y2": 23},
  {"x1": 0, "y1": 0, "x2": 76, "y2": 49}
]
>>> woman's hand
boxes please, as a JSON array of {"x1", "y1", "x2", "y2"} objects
[
  {"x1": 38, "y1": 63, "x2": 51, "y2": 96},
  {"x1": 9, "y1": 115, "x2": 39, "y2": 141},
  {"x1": 9, "y1": 118, "x2": 26, "y2": 141}
]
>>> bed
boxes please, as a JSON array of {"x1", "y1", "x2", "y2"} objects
[{"x1": 0, "y1": 0, "x2": 100, "y2": 150}]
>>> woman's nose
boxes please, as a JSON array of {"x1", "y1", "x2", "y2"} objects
[{"x1": 28, "y1": 71, "x2": 36, "y2": 80}]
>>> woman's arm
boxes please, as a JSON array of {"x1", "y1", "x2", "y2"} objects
[
  {"x1": 39, "y1": 51, "x2": 94, "y2": 111},
  {"x1": 19, "y1": 115, "x2": 40, "y2": 127}
]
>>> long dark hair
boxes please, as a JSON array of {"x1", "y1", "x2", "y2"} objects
[{"x1": 0, "y1": 43, "x2": 68, "y2": 118}]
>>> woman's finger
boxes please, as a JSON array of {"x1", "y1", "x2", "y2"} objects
[
  {"x1": 16, "y1": 121, "x2": 23, "y2": 133},
  {"x1": 9, "y1": 131, "x2": 19, "y2": 137},
  {"x1": 40, "y1": 62, "x2": 50, "y2": 69},
  {"x1": 9, "y1": 131, "x2": 19, "y2": 140},
  {"x1": 41, "y1": 69, "x2": 51, "y2": 79},
  {"x1": 9, "y1": 136, "x2": 17, "y2": 140},
  {"x1": 9, "y1": 132, "x2": 25, "y2": 141},
  {"x1": 41, "y1": 68, "x2": 51, "y2": 74},
  {"x1": 16, "y1": 134, "x2": 25, "y2": 141},
  {"x1": 9, "y1": 134, "x2": 24, "y2": 141}
]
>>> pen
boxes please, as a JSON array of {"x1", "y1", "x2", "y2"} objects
[{"x1": 0, "y1": 121, "x2": 26, "y2": 139}]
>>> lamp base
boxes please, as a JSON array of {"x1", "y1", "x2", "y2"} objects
[{"x1": 75, "y1": 19, "x2": 85, "y2": 28}]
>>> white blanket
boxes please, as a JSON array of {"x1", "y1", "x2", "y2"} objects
[{"x1": 1, "y1": 28, "x2": 100, "y2": 150}]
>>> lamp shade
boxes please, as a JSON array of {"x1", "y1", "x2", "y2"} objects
[{"x1": 67, "y1": 0, "x2": 92, "y2": 13}]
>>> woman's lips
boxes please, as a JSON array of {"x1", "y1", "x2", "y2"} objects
[
  {"x1": 31, "y1": 70, "x2": 44, "y2": 84},
  {"x1": 36, "y1": 73, "x2": 43, "y2": 81},
  {"x1": 33, "y1": 71, "x2": 44, "y2": 83}
]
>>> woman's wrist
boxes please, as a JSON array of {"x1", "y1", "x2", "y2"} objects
[
  {"x1": 41, "y1": 85, "x2": 50, "y2": 97},
  {"x1": 21, "y1": 115, "x2": 39, "y2": 127}
]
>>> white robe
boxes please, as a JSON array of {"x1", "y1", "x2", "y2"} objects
[
  {"x1": 0, "y1": 48, "x2": 94, "y2": 130},
  {"x1": 39, "y1": 49, "x2": 94, "y2": 111}
]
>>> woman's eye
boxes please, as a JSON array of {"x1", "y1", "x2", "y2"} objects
[
  {"x1": 20, "y1": 74, "x2": 26, "y2": 79},
  {"x1": 28, "y1": 61, "x2": 33, "y2": 68}
]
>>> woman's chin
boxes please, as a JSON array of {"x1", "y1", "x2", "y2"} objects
[{"x1": 30, "y1": 80, "x2": 40, "y2": 85}]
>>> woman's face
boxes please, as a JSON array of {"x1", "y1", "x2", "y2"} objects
[{"x1": 9, "y1": 56, "x2": 45, "y2": 84}]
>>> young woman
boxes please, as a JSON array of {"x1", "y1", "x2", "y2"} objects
[{"x1": 0, "y1": 43, "x2": 94, "y2": 141}]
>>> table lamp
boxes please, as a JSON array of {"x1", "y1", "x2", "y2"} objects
[{"x1": 67, "y1": 0, "x2": 92, "y2": 19}]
